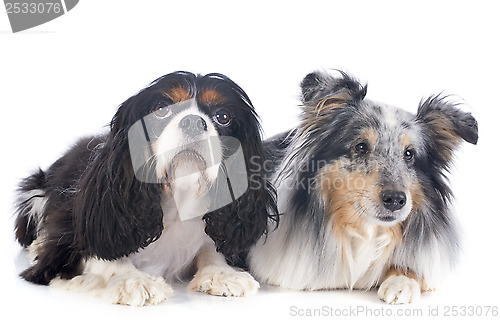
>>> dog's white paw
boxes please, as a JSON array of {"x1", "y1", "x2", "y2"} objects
[
  {"x1": 52, "y1": 272, "x2": 174, "y2": 306},
  {"x1": 189, "y1": 266, "x2": 259, "y2": 297},
  {"x1": 50, "y1": 273, "x2": 105, "y2": 292},
  {"x1": 378, "y1": 274, "x2": 420, "y2": 304},
  {"x1": 105, "y1": 274, "x2": 174, "y2": 306}
]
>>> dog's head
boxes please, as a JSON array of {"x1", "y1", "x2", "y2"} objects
[
  {"x1": 123, "y1": 72, "x2": 262, "y2": 218},
  {"x1": 288, "y1": 70, "x2": 477, "y2": 229},
  {"x1": 76, "y1": 72, "x2": 277, "y2": 262}
]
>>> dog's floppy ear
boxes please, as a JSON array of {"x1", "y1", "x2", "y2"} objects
[
  {"x1": 201, "y1": 76, "x2": 279, "y2": 267},
  {"x1": 74, "y1": 96, "x2": 164, "y2": 260},
  {"x1": 301, "y1": 70, "x2": 367, "y2": 108},
  {"x1": 203, "y1": 142, "x2": 278, "y2": 267},
  {"x1": 417, "y1": 95, "x2": 478, "y2": 162}
]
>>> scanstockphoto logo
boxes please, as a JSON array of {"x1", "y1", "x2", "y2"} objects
[{"x1": 4, "y1": 0, "x2": 78, "y2": 33}]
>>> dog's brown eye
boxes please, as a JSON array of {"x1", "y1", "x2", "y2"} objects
[
  {"x1": 214, "y1": 110, "x2": 232, "y2": 126},
  {"x1": 355, "y1": 142, "x2": 369, "y2": 154},
  {"x1": 153, "y1": 102, "x2": 172, "y2": 119},
  {"x1": 404, "y1": 148, "x2": 415, "y2": 161}
]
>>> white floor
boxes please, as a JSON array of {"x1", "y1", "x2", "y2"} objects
[{"x1": 4, "y1": 244, "x2": 498, "y2": 320}]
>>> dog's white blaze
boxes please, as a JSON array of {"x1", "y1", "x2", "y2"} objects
[
  {"x1": 380, "y1": 103, "x2": 401, "y2": 128},
  {"x1": 207, "y1": 133, "x2": 216, "y2": 165},
  {"x1": 153, "y1": 103, "x2": 220, "y2": 183}
]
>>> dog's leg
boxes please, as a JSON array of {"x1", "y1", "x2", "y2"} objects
[
  {"x1": 50, "y1": 257, "x2": 174, "y2": 306},
  {"x1": 378, "y1": 267, "x2": 421, "y2": 304},
  {"x1": 188, "y1": 244, "x2": 259, "y2": 297}
]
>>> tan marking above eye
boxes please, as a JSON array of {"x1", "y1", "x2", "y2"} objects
[
  {"x1": 165, "y1": 87, "x2": 192, "y2": 103},
  {"x1": 360, "y1": 128, "x2": 378, "y2": 147},
  {"x1": 401, "y1": 133, "x2": 414, "y2": 150},
  {"x1": 200, "y1": 89, "x2": 224, "y2": 106}
]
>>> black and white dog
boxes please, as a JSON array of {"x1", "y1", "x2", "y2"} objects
[
  {"x1": 15, "y1": 71, "x2": 277, "y2": 306},
  {"x1": 249, "y1": 70, "x2": 478, "y2": 304}
]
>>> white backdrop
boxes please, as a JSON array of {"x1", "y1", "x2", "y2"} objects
[{"x1": 1, "y1": 1, "x2": 498, "y2": 319}]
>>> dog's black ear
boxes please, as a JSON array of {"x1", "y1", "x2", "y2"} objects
[
  {"x1": 74, "y1": 97, "x2": 164, "y2": 260},
  {"x1": 300, "y1": 70, "x2": 367, "y2": 107},
  {"x1": 200, "y1": 73, "x2": 278, "y2": 267},
  {"x1": 417, "y1": 95, "x2": 478, "y2": 162},
  {"x1": 203, "y1": 132, "x2": 278, "y2": 268}
]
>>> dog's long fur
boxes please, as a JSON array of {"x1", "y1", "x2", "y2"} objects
[
  {"x1": 249, "y1": 70, "x2": 478, "y2": 304},
  {"x1": 15, "y1": 71, "x2": 277, "y2": 305}
]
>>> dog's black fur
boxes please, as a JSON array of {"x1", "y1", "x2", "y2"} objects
[{"x1": 15, "y1": 71, "x2": 277, "y2": 285}]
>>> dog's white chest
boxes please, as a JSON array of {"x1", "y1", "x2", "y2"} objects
[
  {"x1": 340, "y1": 226, "x2": 394, "y2": 289},
  {"x1": 129, "y1": 204, "x2": 210, "y2": 281}
]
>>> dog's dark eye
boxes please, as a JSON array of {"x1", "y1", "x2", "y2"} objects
[
  {"x1": 153, "y1": 102, "x2": 172, "y2": 119},
  {"x1": 213, "y1": 109, "x2": 232, "y2": 126},
  {"x1": 404, "y1": 148, "x2": 415, "y2": 162},
  {"x1": 355, "y1": 142, "x2": 369, "y2": 154}
]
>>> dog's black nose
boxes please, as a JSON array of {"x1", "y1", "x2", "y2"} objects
[
  {"x1": 381, "y1": 190, "x2": 407, "y2": 212},
  {"x1": 179, "y1": 115, "x2": 207, "y2": 136}
]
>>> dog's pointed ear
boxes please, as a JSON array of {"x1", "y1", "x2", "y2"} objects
[
  {"x1": 298, "y1": 71, "x2": 366, "y2": 135},
  {"x1": 300, "y1": 70, "x2": 367, "y2": 108},
  {"x1": 74, "y1": 97, "x2": 164, "y2": 260},
  {"x1": 417, "y1": 96, "x2": 478, "y2": 161}
]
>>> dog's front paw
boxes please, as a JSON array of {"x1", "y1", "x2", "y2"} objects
[
  {"x1": 378, "y1": 274, "x2": 420, "y2": 304},
  {"x1": 105, "y1": 274, "x2": 174, "y2": 306},
  {"x1": 189, "y1": 266, "x2": 259, "y2": 297}
]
